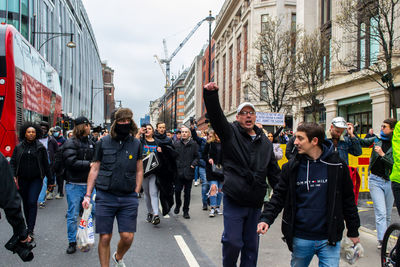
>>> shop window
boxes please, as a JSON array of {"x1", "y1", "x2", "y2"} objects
[{"x1": 347, "y1": 111, "x2": 372, "y2": 135}]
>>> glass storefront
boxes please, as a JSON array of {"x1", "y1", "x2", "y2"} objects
[{"x1": 338, "y1": 96, "x2": 372, "y2": 136}]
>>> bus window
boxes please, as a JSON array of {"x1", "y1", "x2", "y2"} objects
[
  {"x1": 13, "y1": 35, "x2": 24, "y2": 70},
  {"x1": 22, "y1": 41, "x2": 34, "y2": 76}
]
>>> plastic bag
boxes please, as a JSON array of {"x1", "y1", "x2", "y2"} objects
[
  {"x1": 76, "y1": 203, "x2": 95, "y2": 252},
  {"x1": 344, "y1": 242, "x2": 364, "y2": 265}
]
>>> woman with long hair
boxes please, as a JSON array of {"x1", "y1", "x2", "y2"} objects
[
  {"x1": 10, "y1": 122, "x2": 51, "y2": 239},
  {"x1": 139, "y1": 124, "x2": 161, "y2": 225},
  {"x1": 203, "y1": 130, "x2": 224, "y2": 217}
]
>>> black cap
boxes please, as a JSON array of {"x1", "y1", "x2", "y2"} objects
[
  {"x1": 92, "y1": 126, "x2": 102, "y2": 133},
  {"x1": 75, "y1": 116, "x2": 89, "y2": 126}
]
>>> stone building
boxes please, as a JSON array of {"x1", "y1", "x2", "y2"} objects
[
  {"x1": 295, "y1": 0, "x2": 400, "y2": 133},
  {"x1": 101, "y1": 62, "x2": 115, "y2": 128},
  {"x1": 213, "y1": 0, "x2": 296, "y2": 121}
]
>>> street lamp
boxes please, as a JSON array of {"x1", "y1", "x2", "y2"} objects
[
  {"x1": 205, "y1": 11, "x2": 215, "y2": 82},
  {"x1": 115, "y1": 100, "x2": 122, "y2": 108},
  {"x1": 32, "y1": 32, "x2": 76, "y2": 51}
]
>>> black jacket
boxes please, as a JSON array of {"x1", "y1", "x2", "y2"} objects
[
  {"x1": 285, "y1": 136, "x2": 297, "y2": 160},
  {"x1": 63, "y1": 136, "x2": 95, "y2": 183},
  {"x1": 0, "y1": 153, "x2": 27, "y2": 236},
  {"x1": 190, "y1": 128, "x2": 207, "y2": 168},
  {"x1": 203, "y1": 141, "x2": 224, "y2": 182},
  {"x1": 203, "y1": 89, "x2": 280, "y2": 208},
  {"x1": 10, "y1": 140, "x2": 51, "y2": 181},
  {"x1": 259, "y1": 142, "x2": 360, "y2": 252},
  {"x1": 174, "y1": 139, "x2": 199, "y2": 180}
]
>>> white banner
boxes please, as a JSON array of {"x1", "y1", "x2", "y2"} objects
[{"x1": 256, "y1": 112, "x2": 285, "y2": 126}]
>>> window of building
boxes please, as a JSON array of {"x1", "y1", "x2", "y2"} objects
[
  {"x1": 178, "y1": 108, "x2": 184, "y2": 113},
  {"x1": 236, "y1": 35, "x2": 242, "y2": 106},
  {"x1": 358, "y1": 15, "x2": 380, "y2": 70},
  {"x1": 243, "y1": 23, "x2": 248, "y2": 71},
  {"x1": 304, "y1": 104, "x2": 326, "y2": 125},
  {"x1": 222, "y1": 54, "x2": 226, "y2": 110},
  {"x1": 229, "y1": 46, "x2": 233, "y2": 109},
  {"x1": 7, "y1": 0, "x2": 20, "y2": 29},
  {"x1": 260, "y1": 81, "x2": 267, "y2": 101},
  {"x1": 261, "y1": 14, "x2": 268, "y2": 32},
  {"x1": 321, "y1": 0, "x2": 331, "y2": 80},
  {"x1": 179, "y1": 94, "x2": 184, "y2": 99},
  {"x1": 21, "y1": 0, "x2": 29, "y2": 40},
  {"x1": 291, "y1": 13, "x2": 297, "y2": 55}
]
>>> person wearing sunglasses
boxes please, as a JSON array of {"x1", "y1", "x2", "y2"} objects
[{"x1": 359, "y1": 118, "x2": 397, "y2": 249}]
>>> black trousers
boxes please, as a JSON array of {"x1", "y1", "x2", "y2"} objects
[
  {"x1": 174, "y1": 178, "x2": 192, "y2": 213},
  {"x1": 56, "y1": 173, "x2": 65, "y2": 194},
  {"x1": 18, "y1": 178, "x2": 43, "y2": 232},
  {"x1": 391, "y1": 181, "x2": 400, "y2": 216}
]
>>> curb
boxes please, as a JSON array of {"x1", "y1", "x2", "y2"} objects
[{"x1": 359, "y1": 226, "x2": 376, "y2": 236}]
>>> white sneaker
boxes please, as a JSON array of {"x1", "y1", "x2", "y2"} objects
[
  {"x1": 194, "y1": 181, "x2": 199, "y2": 186},
  {"x1": 112, "y1": 252, "x2": 126, "y2": 267},
  {"x1": 209, "y1": 208, "x2": 215, "y2": 217},
  {"x1": 216, "y1": 208, "x2": 223, "y2": 215},
  {"x1": 46, "y1": 192, "x2": 53, "y2": 200}
]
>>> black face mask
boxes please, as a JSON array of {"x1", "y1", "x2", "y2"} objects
[{"x1": 115, "y1": 123, "x2": 131, "y2": 137}]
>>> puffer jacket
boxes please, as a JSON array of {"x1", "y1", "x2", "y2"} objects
[
  {"x1": 391, "y1": 122, "x2": 400, "y2": 183},
  {"x1": 359, "y1": 136, "x2": 393, "y2": 180},
  {"x1": 203, "y1": 89, "x2": 280, "y2": 208},
  {"x1": 63, "y1": 136, "x2": 95, "y2": 183},
  {"x1": 174, "y1": 138, "x2": 199, "y2": 180}
]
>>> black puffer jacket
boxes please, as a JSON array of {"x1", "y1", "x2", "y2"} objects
[
  {"x1": 10, "y1": 140, "x2": 51, "y2": 180},
  {"x1": 63, "y1": 136, "x2": 95, "y2": 183},
  {"x1": 259, "y1": 142, "x2": 360, "y2": 252},
  {"x1": 174, "y1": 139, "x2": 199, "y2": 180},
  {"x1": 203, "y1": 89, "x2": 281, "y2": 208}
]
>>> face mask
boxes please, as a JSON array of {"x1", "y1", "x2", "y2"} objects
[
  {"x1": 54, "y1": 132, "x2": 60, "y2": 137},
  {"x1": 115, "y1": 123, "x2": 131, "y2": 136}
]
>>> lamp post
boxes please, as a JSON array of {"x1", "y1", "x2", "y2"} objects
[
  {"x1": 32, "y1": 31, "x2": 76, "y2": 51},
  {"x1": 115, "y1": 100, "x2": 122, "y2": 108},
  {"x1": 205, "y1": 11, "x2": 215, "y2": 82}
]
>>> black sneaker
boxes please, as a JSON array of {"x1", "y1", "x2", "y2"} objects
[
  {"x1": 183, "y1": 212, "x2": 190, "y2": 219},
  {"x1": 152, "y1": 215, "x2": 160, "y2": 225},
  {"x1": 146, "y1": 213, "x2": 153, "y2": 223},
  {"x1": 202, "y1": 204, "x2": 208, "y2": 210},
  {"x1": 174, "y1": 207, "x2": 180, "y2": 214},
  {"x1": 66, "y1": 242, "x2": 77, "y2": 254}
]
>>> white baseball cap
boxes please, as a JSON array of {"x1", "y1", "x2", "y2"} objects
[
  {"x1": 331, "y1": 117, "x2": 348, "y2": 129},
  {"x1": 237, "y1": 102, "x2": 256, "y2": 115}
]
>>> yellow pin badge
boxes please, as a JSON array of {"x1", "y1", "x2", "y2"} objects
[{"x1": 129, "y1": 155, "x2": 133, "y2": 160}]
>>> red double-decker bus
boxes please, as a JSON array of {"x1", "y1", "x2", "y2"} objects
[{"x1": 0, "y1": 24, "x2": 62, "y2": 160}]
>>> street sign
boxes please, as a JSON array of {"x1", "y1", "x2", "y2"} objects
[{"x1": 256, "y1": 112, "x2": 285, "y2": 126}]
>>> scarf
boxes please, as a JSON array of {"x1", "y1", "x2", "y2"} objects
[{"x1": 380, "y1": 130, "x2": 392, "y2": 141}]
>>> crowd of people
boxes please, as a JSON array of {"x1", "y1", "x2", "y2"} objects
[{"x1": 1, "y1": 81, "x2": 399, "y2": 267}]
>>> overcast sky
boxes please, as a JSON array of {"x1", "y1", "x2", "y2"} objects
[{"x1": 84, "y1": 0, "x2": 225, "y2": 123}]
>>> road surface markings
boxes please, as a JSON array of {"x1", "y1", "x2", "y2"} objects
[{"x1": 174, "y1": 235, "x2": 200, "y2": 267}]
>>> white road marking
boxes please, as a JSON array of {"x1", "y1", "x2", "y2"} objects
[{"x1": 174, "y1": 235, "x2": 200, "y2": 267}]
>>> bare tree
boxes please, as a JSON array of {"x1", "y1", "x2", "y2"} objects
[
  {"x1": 294, "y1": 31, "x2": 330, "y2": 123},
  {"x1": 247, "y1": 16, "x2": 296, "y2": 113},
  {"x1": 336, "y1": 0, "x2": 400, "y2": 119}
]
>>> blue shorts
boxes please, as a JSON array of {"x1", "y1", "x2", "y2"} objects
[{"x1": 95, "y1": 190, "x2": 139, "y2": 234}]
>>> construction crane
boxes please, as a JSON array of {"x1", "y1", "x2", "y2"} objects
[
  {"x1": 153, "y1": 54, "x2": 171, "y2": 88},
  {"x1": 154, "y1": 11, "x2": 215, "y2": 88}
]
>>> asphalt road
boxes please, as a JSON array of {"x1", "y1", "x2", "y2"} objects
[{"x1": 0, "y1": 183, "x2": 384, "y2": 267}]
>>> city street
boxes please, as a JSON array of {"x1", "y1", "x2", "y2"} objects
[{"x1": 0, "y1": 183, "x2": 384, "y2": 267}]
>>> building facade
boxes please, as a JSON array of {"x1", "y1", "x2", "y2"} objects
[
  {"x1": 213, "y1": 0, "x2": 296, "y2": 121},
  {"x1": 1, "y1": 0, "x2": 104, "y2": 124},
  {"x1": 183, "y1": 51, "x2": 203, "y2": 125},
  {"x1": 295, "y1": 0, "x2": 400, "y2": 133},
  {"x1": 102, "y1": 62, "x2": 115, "y2": 128}
]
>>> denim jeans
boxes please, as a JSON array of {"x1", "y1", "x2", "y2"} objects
[
  {"x1": 199, "y1": 167, "x2": 209, "y2": 206},
  {"x1": 222, "y1": 195, "x2": 260, "y2": 267},
  {"x1": 37, "y1": 176, "x2": 47, "y2": 203},
  {"x1": 66, "y1": 183, "x2": 95, "y2": 243},
  {"x1": 291, "y1": 237, "x2": 341, "y2": 267},
  {"x1": 194, "y1": 166, "x2": 199, "y2": 182},
  {"x1": 209, "y1": 180, "x2": 223, "y2": 207},
  {"x1": 369, "y1": 173, "x2": 394, "y2": 241}
]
